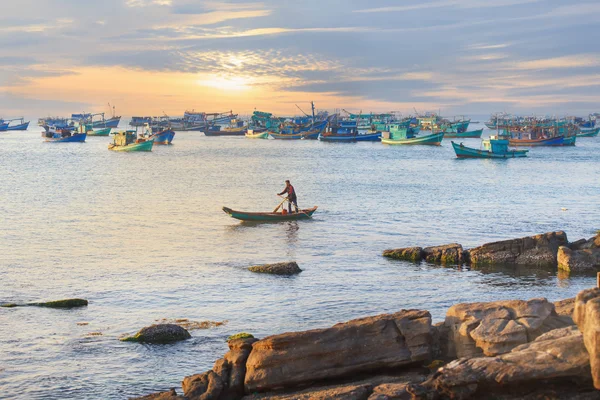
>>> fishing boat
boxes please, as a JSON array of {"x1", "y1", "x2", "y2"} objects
[
  {"x1": 42, "y1": 126, "x2": 86, "y2": 142},
  {"x1": 222, "y1": 206, "x2": 318, "y2": 222},
  {"x1": 108, "y1": 131, "x2": 153, "y2": 152},
  {"x1": 245, "y1": 129, "x2": 269, "y2": 139},
  {"x1": 87, "y1": 127, "x2": 111, "y2": 136},
  {"x1": 146, "y1": 128, "x2": 175, "y2": 144},
  {"x1": 318, "y1": 131, "x2": 381, "y2": 142},
  {"x1": 381, "y1": 123, "x2": 444, "y2": 145},
  {"x1": 451, "y1": 136, "x2": 528, "y2": 158},
  {"x1": 442, "y1": 128, "x2": 483, "y2": 139},
  {"x1": 577, "y1": 127, "x2": 599, "y2": 137},
  {"x1": 0, "y1": 117, "x2": 30, "y2": 131},
  {"x1": 508, "y1": 136, "x2": 564, "y2": 146}
]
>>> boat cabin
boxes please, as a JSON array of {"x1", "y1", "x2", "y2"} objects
[
  {"x1": 113, "y1": 130, "x2": 137, "y2": 146},
  {"x1": 483, "y1": 135, "x2": 510, "y2": 153}
]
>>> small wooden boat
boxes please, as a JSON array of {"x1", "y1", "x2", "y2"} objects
[
  {"x1": 245, "y1": 130, "x2": 269, "y2": 139},
  {"x1": 109, "y1": 131, "x2": 153, "y2": 152},
  {"x1": 382, "y1": 131, "x2": 444, "y2": 145},
  {"x1": 452, "y1": 137, "x2": 528, "y2": 158},
  {"x1": 508, "y1": 136, "x2": 564, "y2": 146},
  {"x1": 222, "y1": 206, "x2": 318, "y2": 222},
  {"x1": 577, "y1": 127, "x2": 599, "y2": 137},
  {"x1": 443, "y1": 128, "x2": 483, "y2": 139}
]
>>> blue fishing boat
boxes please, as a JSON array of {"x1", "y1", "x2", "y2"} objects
[
  {"x1": 148, "y1": 128, "x2": 175, "y2": 144},
  {"x1": 452, "y1": 136, "x2": 528, "y2": 158},
  {"x1": 318, "y1": 131, "x2": 381, "y2": 142},
  {"x1": 508, "y1": 136, "x2": 564, "y2": 146},
  {"x1": 42, "y1": 128, "x2": 86, "y2": 143},
  {"x1": 0, "y1": 117, "x2": 30, "y2": 131}
]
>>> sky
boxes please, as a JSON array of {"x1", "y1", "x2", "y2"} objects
[{"x1": 1, "y1": 0, "x2": 599, "y2": 119}]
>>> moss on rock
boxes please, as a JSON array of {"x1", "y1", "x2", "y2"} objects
[{"x1": 227, "y1": 332, "x2": 254, "y2": 341}]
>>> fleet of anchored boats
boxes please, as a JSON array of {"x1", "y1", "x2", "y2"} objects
[{"x1": 4, "y1": 105, "x2": 599, "y2": 158}]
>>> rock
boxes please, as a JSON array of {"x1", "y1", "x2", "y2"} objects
[
  {"x1": 244, "y1": 310, "x2": 433, "y2": 392},
  {"x1": 248, "y1": 262, "x2": 302, "y2": 276},
  {"x1": 422, "y1": 244, "x2": 465, "y2": 265},
  {"x1": 1, "y1": 298, "x2": 89, "y2": 308},
  {"x1": 569, "y1": 238, "x2": 589, "y2": 250},
  {"x1": 382, "y1": 247, "x2": 423, "y2": 262},
  {"x1": 573, "y1": 287, "x2": 600, "y2": 390},
  {"x1": 213, "y1": 337, "x2": 258, "y2": 399},
  {"x1": 445, "y1": 298, "x2": 573, "y2": 358},
  {"x1": 554, "y1": 298, "x2": 575, "y2": 318},
  {"x1": 557, "y1": 246, "x2": 600, "y2": 272},
  {"x1": 121, "y1": 324, "x2": 191, "y2": 344},
  {"x1": 431, "y1": 322, "x2": 450, "y2": 361},
  {"x1": 129, "y1": 388, "x2": 184, "y2": 400},
  {"x1": 182, "y1": 370, "x2": 224, "y2": 400},
  {"x1": 468, "y1": 231, "x2": 568, "y2": 267},
  {"x1": 243, "y1": 383, "x2": 373, "y2": 399},
  {"x1": 421, "y1": 326, "x2": 592, "y2": 399},
  {"x1": 369, "y1": 383, "x2": 413, "y2": 400}
]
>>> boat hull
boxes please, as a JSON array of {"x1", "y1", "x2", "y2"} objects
[
  {"x1": 508, "y1": 136, "x2": 564, "y2": 146},
  {"x1": 92, "y1": 117, "x2": 121, "y2": 128},
  {"x1": 382, "y1": 132, "x2": 444, "y2": 145},
  {"x1": 204, "y1": 130, "x2": 245, "y2": 136},
  {"x1": 87, "y1": 127, "x2": 111, "y2": 136},
  {"x1": 561, "y1": 136, "x2": 577, "y2": 146},
  {"x1": 451, "y1": 141, "x2": 528, "y2": 158},
  {"x1": 3, "y1": 121, "x2": 30, "y2": 131},
  {"x1": 44, "y1": 133, "x2": 87, "y2": 142},
  {"x1": 319, "y1": 132, "x2": 382, "y2": 142},
  {"x1": 245, "y1": 131, "x2": 269, "y2": 139},
  {"x1": 443, "y1": 129, "x2": 483, "y2": 139},
  {"x1": 108, "y1": 140, "x2": 154, "y2": 152},
  {"x1": 577, "y1": 127, "x2": 599, "y2": 137},
  {"x1": 150, "y1": 129, "x2": 175, "y2": 144},
  {"x1": 222, "y1": 206, "x2": 318, "y2": 222}
]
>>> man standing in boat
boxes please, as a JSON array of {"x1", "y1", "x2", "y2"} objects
[{"x1": 278, "y1": 180, "x2": 298, "y2": 213}]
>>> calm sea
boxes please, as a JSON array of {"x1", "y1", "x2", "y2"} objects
[{"x1": 0, "y1": 120, "x2": 598, "y2": 399}]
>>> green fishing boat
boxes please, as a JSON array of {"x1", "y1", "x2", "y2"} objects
[
  {"x1": 442, "y1": 128, "x2": 483, "y2": 139},
  {"x1": 245, "y1": 129, "x2": 269, "y2": 139},
  {"x1": 381, "y1": 124, "x2": 444, "y2": 145},
  {"x1": 87, "y1": 127, "x2": 111, "y2": 136},
  {"x1": 577, "y1": 127, "x2": 599, "y2": 137},
  {"x1": 108, "y1": 131, "x2": 154, "y2": 152},
  {"x1": 222, "y1": 206, "x2": 318, "y2": 222}
]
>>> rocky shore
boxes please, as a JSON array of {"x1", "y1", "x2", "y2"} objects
[
  {"x1": 134, "y1": 289, "x2": 600, "y2": 400},
  {"x1": 132, "y1": 231, "x2": 600, "y2": 399},
  {"x1": 383, "y1": 231, "x2": 600, "y2": 272}
]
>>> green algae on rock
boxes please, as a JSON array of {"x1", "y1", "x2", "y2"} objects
[
  {"x1": 121, "y1": 324, "x2": 191, "y2": 344},
  {"x1": 227, "y1": 332, "x2": 254, "y2": 341},
  {"x1": 248, "y1": 262, "x2": 302, "y2": 275}
]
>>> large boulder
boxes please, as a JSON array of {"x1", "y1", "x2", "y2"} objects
[
  {"x1": 421, "y1": 326, "x2": 592, "y2": 399},
  {"x1": 214, "y1": 338, "x2": 259, "y2": 399},
  {"x1": 422, "y1": 244, "x2": 465, "y2": 265},
  {"x1": 121, "y1": 324, "x2": 191, "y2": 344},
  {"x1": 445, "y1": 298, "x2": 573, "y2": 359},
  {"x1": 244, "y1": 310, "x2": 433, "y2": 392},
  {"x1": 467, "y1": 231, "x2": 568, "y2": 267},
  {"x1": 573, "y1": 287, "x2": 600, "y2": 390},
  {"x1": 383, "y1": 247, "x2": 423, "y2": 262},
  {"x1": 557, "y1": 246, "x2": 600, "y2": 272},
  {"x1": 248, "y1": 262, "x2": 302, "y2": 276}
]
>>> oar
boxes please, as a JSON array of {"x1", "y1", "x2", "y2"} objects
[{"x1": 273, "y1": 196, "x2": 288, "y2": 213}]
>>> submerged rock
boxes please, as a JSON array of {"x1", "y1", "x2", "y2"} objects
[
  {"x1": 244, "y1": 309, "x2": 433, "y2": 392},
  {"x1": 444, "y1": 297, "x2": 573, "y2": 359},
  {"x1": 1, "y1": 298, "x2": 88, "y2": 308},
  {"x1": 121, "y1": 324, "x2": 191, "y2": 344},
  {"x1": 574, "y1": 287, "x2": 600, "y2": 390},
  {"x1": 248, "y1": 262, "x2": 302, "y2": 275},
  {"x1": 382, "y1": 247, "x2": 423, "y2": 262},
  {"x1": 468, "y1": 231, "x2": 568, "y2": 267}
]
